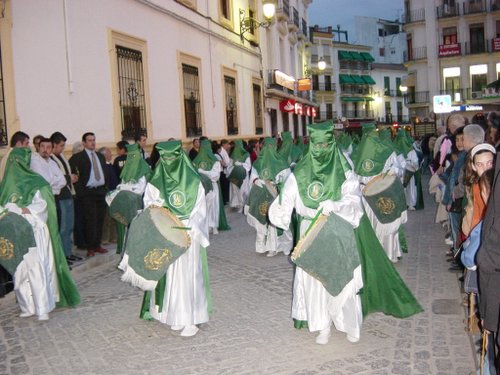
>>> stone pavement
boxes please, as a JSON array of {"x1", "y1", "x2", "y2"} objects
[{"x1": 0, "y1": 189, "x2": 477, "y2": 375}]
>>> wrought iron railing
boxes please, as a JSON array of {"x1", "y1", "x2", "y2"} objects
[
  {"x1": 404, "y1": 46, "x2": 427, "y2": 62},
  {"x1": 402, "y1": 8, "x2": 425, "y2": 23},
  {"x1": 404, "y1": 91, "x2": 430, "y2": 105}
]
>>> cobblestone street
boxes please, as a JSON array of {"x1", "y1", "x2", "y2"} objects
[{"x1": 0, "y1": 190, "x2": 476, "y2": 375}]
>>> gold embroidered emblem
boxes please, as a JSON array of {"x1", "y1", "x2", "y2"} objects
[
  {"x1": 144, "y1": 248, "x2": 172, "y2": 271},
  {"x1": 307, "y1": 182, "x2": 324, "y2": 201},
  {"x1": 168, "y1": 190, "x2": 186, "y2": 209},
  {"x1": 376, "y1": 197, "x2": 395, "y2": 215},
  {"x1": 258, "y1": 201, "x2": 269, "y2": 216},
  {"x1": 0, "y1": 237, "x2": 14, "y2": 260},
  {"x1": 362, "y1": 159, "x2": 375, "y2": 173}
]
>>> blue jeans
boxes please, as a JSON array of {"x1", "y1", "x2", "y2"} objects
[
  {"x1": 449, "y1": 211, "x2": 461, "y2": 247},
  {"x1": 58, "y1": 198, "x2": 75, "y2": 257}
]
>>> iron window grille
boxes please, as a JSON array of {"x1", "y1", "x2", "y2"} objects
[
  {"x1": 253, "y1": 83, "x2": 263, "y2": 135},
  {"x1": 116, "y1": 46, "x2": 147, "y2": 140},
  {"x1": 225, "y1": 76, "x2": 238, "y2": 135},
  {"x1": 183, "y1": 64, "x2": 202, "y2": 137}
]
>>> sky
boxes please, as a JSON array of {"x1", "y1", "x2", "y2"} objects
[{"x1": 308, "y1": 0, "x2": 404, "y2": 44}]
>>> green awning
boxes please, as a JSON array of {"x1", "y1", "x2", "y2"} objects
[
  {"x1": 349, "y1": 51, "x2": 363, "y2": 61},
  {"x1": 351, "y1": 75, "x2": 365, "y2": 84},
  {"x1": 361, "y1": 75, "x2": 376, "y2": 85},
  {"x1": 338, "y1": 50, "x2": 351, "y2": 60},
  {"x1": 341, "y1": 97, "x2": 365, "y2": 102},
  {"x1": 360, "y1": 52, "x2": 375, "y2": 62},
  {"x1": 364, "y1": 97, "x2": 375, "y2": 101},
  {"x1": 339, "y1": 74, "x2": 354, "y2": 84}
]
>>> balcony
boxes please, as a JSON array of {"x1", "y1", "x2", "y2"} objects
[
  {"x1": 436, "y1": 4, "x2": 460, "y2": 18},
  {"x1": 316, "y1": 110, "x2": 338, "y2": 121},
  {"x1": 491, "y1": 0, "x2": 500, "y2": 11},
  {"x1": 440, "y1": 88, "x2": 465, "y2": 102},
  {"x1": 287, "y1": 7, "x2": 299, "y2": 32},
  {"x1": 340, "y1": 86, "x2": 374, "y2": 95},
  {"x1": 312, "y1": 82, "x2": 336, "y2": 92},
  {"x1": 384, "y1": 89, "x2": 404, "y2": 97},
  {"x1": 463, "y1": 40, "x2": 489, "y2": 54},
  {"x1": 298, "y1": 18, "x2": 308, "y2": 40},
  {"x1": 404, "y1": 46, "x2": 427, "y2": 62},
  {"x1": 343, "y1": 110, "x2": 375, "y2": 119},
  {"x1": 463, "y1": 0, "x2": 486, "y2": 14},
  {"x1": 277, "y1": 0, "x2": 290, "y2": 21},
  {"x1": 404, "y1": 91, "x2": 430, "y2": 105},
  {"x1": 402, "y1": 8, "x2": 425, "y2": 24}
]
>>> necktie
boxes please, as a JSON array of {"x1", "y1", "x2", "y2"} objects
[{"x1": 91, "y1": 152, "x2": 101, "y2": 181}]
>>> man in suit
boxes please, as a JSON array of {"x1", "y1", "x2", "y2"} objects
[{"x1": 69, "y1": 132, "x2": 109, "y2": 257}]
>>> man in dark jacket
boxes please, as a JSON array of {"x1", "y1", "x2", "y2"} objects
[{"x1": 69, "y1": 132, "x2": 109, "y2": 257}]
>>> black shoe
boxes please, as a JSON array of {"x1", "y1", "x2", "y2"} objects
[
  {"x1": 458, "y1": 276, "x2": 464, "y2": 282},
  {"x1": 448, "y1": 265, "x2": 463, "y2": 272},
  {"x1": 68, "y1": 255, "x2": 83, "y2": 262},
  {"x1": 66, "y1": 258, "x2": 74, "y2": 266}
]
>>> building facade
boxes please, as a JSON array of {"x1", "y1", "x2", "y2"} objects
[
  {"x1": 402, "y1": 0, "x2": 500, "y2": 128},
  {"x1": 0, "y1": 0, "x2": 315, "y2": 155}
]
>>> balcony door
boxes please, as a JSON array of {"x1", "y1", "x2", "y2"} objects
[{"x1": 470, "y1": 24, "x2": 485, "y2": 54}]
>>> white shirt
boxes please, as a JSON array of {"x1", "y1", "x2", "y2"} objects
[{"x1": 30, "y1": 154, "x2": 67, "y2": 195}]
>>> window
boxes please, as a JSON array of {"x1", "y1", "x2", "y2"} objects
[
  {"x1": 443, "y1": 27, "x2": 457, "y2": 45},
  {"x1": 116, "y1": 46, "x2": 147, "y2": 139},
  {"x1": 469, "y1": 24, "x2": 485, "y2": 54},
  {"x1": 312, "y1": 75, "x2": 319, "y2": 90},
  {"x1": 325, "y1": 75, "x2": 332, "y2": 91},
  {"x1": 326, "y1": 103, "x2": 333, "y2": 119},
  {"x1": 224, "y1": 75, "x2": 238, "y2": 135},
  {"x1": 496, "y1": 20, "x2": 500, "y2": 38},
  {"x1": 252, "y1": 83, "x2": 263, "y2": 135},
  {"x1": 396, "y1": 77, "x2": 402, "y2": 96},
  {"x1": 384, "y1": 76, "x2": 391, "y2": 95},
  {"x1": 379, "y1": 48, "x2": 385, "y2": 57},
  {"x1": 282, "y1": 112, "x2": 289, "y2": 132},
  {"x1": 396, "y1": 102, "x2": 403, "y2": 122},
  {"x1": 220, "y1": 0, "x2": 230, "y2": 19},
  {"x1": 0, "y1": 45, "x2": 7, "y2": 146},
  {"x1": 470, "y1": 64, "x2": 487, "y2": 92},
  {"x1": 293, "y1": 114, "x2": 299, "y2": 137},
  {"x1": 182, "y1": 64, "x2": 202, "y2": 137}
]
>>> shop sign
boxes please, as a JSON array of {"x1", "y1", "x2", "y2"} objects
[
  {"x1": 279, "y1": 99, "x2": 295, "y2": 112},
  {"x1": 274, "y1": 70, "x2": 295, "y2": 91},
  {"x1": 438, "y1": 43, "x2": 461, "y2": 57}
]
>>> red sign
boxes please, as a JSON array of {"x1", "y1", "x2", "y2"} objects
[
  {"x1": 493, "y1": 38, "x2": 500, "y2": 52},
  {"x1": 439, "y1": 43, "x2": 461, "y2": 57},
  {"x1": 279, "y1": 99, "x2": 295, "y2": 112},
  {"x1": 294, "y1": 103, "x2": 303, "y2": 115},
  {"x1": 305, "y1": 106, "x2": 317, "y2": 118}
]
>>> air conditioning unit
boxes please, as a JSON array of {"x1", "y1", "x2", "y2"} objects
[{"x1": 471, "y1": 91, "x2": 483, "y2": 99}]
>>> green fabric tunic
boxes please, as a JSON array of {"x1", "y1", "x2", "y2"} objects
[{"x1": 0, "y1": 148, "x2": 80, "y2": 308}]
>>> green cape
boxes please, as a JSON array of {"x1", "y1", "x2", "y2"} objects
[
  {"x1": 293, "y1": 121, "x2": 351, "y2": 208},
  {"x1": 120, "y1": 144, "x2": 152, "y2": 183},
  {"x1": 149, "y1": 141, "x2": 200, "y2": 220},
  {"x1": 193, "y1": 140, "x2": 218, "y2": 171},
  {"x1": 361, "y1": 122, "x2": 377, "y2": 136},
  {"x1": 337, "y1": 132, "x2": 353, "y2": 152},
  {"x1": 351, "y1": 133, "x2": 393, "y2": 177},
  {"x1": 278, "y1": 131, "x2": 294, "y2": 164},
  {"x1": 0, "y1": 148, "x2": 80, "y2": 307},
  {"x1": 252, "y1": 138, "x2": 289, "y2": 181},
  {"x1": 231, "y1": 140, "x2": 249, "y2": 163}
]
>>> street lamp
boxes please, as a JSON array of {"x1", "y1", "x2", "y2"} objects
[
  {"x1": 399, "y1": 85, "x2": 408, "y2": 93},
  {"x1": 317, "y1": 57, "x2": 326, "y2": 71},
  {"x1": 239, "y1": 0, "x2": 276, "y2": 42}
]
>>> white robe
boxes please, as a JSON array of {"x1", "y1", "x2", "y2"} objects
[
  {"x1": 358, "y1": 152, "x2": 408, "y2": 262},
  {"x1": 404, "y1": 150, "x2": 419, "y2": 208},
  {"x1": 269, "y1": 172, "x2": 364, "y2": 339},
  {"x1": 142, "y1": 183, "x2": 210, "y2": 327},
  {"x1": 198, "y1": 162, "x2": 222, "y2": 232},
  {"x1": 245, "y1": 167, "x2": 293, "y2": 255},
  {"x1": 228, "y1": 156, "x2": 251, "y2": 210},
  {"x1": 3, "y1": 192, "x2": 58, "y2": 318}
]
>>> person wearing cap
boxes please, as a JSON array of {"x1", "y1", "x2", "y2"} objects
[{"x1": 138, "y1": 140, "x2": 211, "y2": 337}]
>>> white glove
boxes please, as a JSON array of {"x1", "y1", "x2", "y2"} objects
[
  {"x1": 198, "y1": 168, "x2": 207, "y2": 176},
  {"x1": 234, "y1": 161, "x2": 243, "y2": 166},
  {"x1": 253, "y1": 178, "x2": 265, "y2": 188},
  {"x1": 318, "y1": 200, "x2": 336, "y2": 216}
]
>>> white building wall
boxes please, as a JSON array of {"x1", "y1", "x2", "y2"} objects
[{"x1": 9, "y1": 0, "x2": 264, "y2": 146}]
